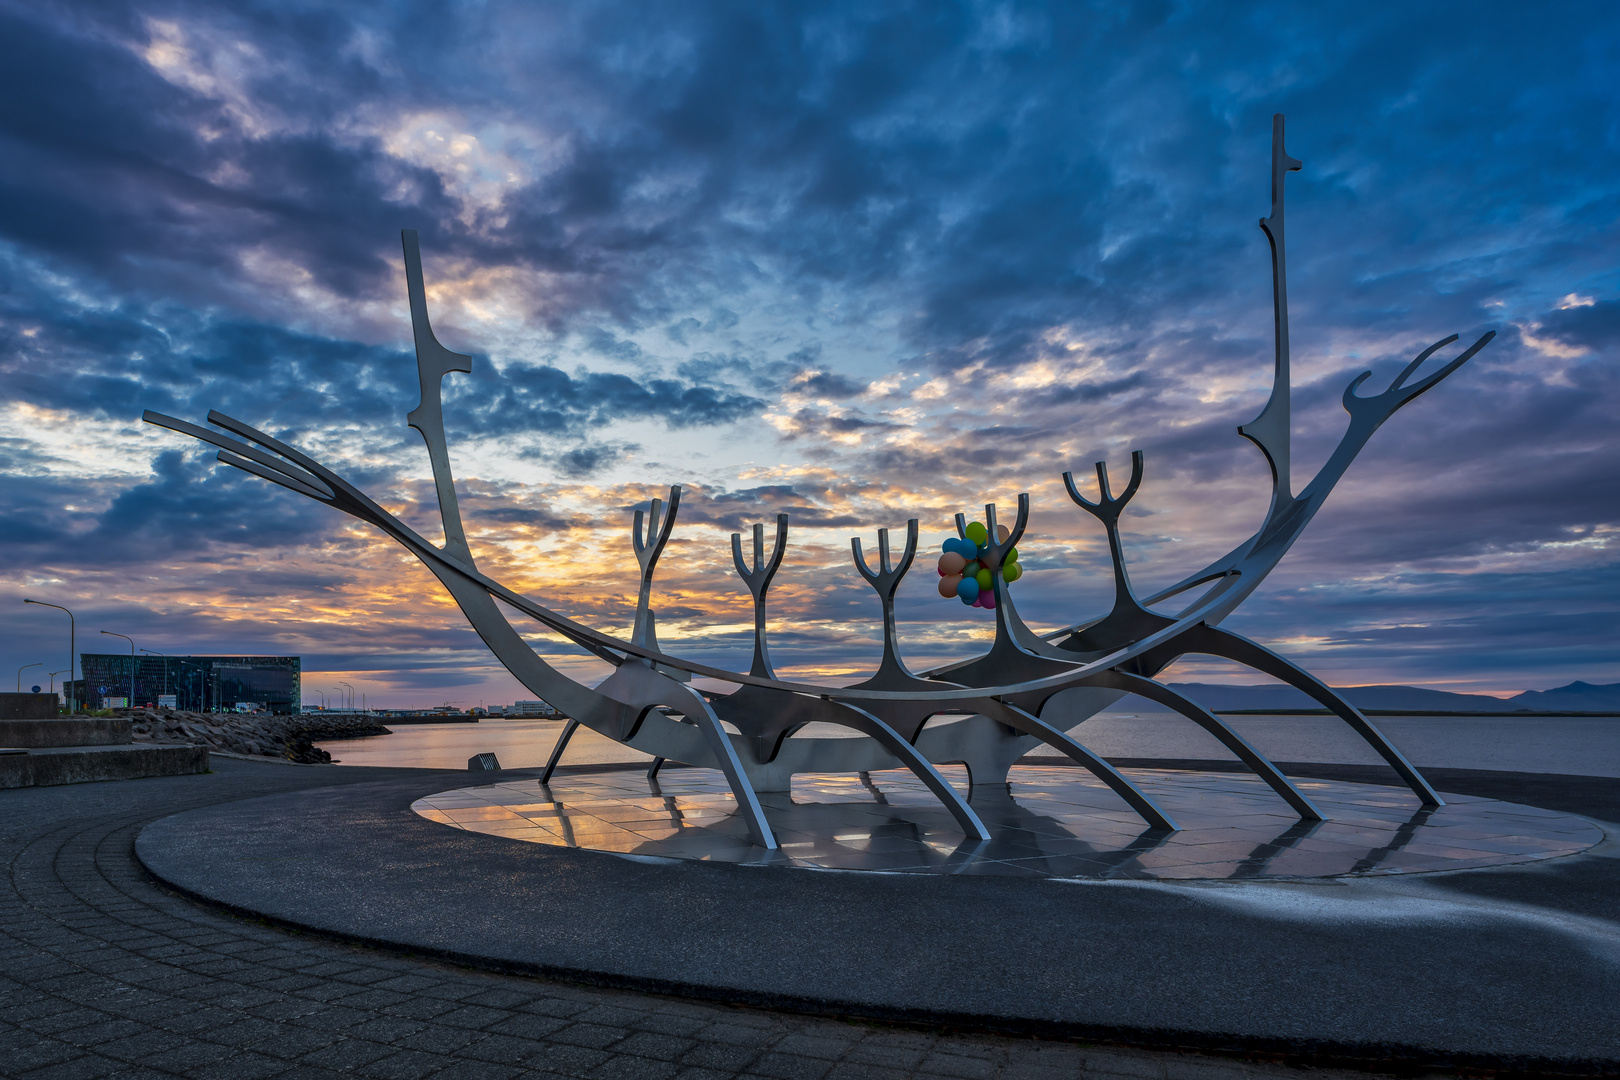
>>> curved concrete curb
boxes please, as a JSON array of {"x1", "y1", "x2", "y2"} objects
[{"x1": 137, "y1": 765, "x2": 1620, "y2": 1076}]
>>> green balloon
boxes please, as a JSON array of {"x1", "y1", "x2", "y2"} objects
[
  {"x1": 1005, "y1": 546, "x2": 1018, "y2": 564},
  {"x1": 964, "y1": 521, "x2": 988, "y2": 545},
  {"x1": 1004, "y1": 562, "x2": 1022, "y2": 583},
  {"x1": 975, "y1": 568, "x2": 992, "y2": 589}
]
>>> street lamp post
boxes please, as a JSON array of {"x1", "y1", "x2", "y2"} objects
[
  {"x1": 101, "y1": 631, "x2": 135, "y2": 707},
  {"x1": 339, "y1": 681, "x2": 355, "y2": 712},
  {"x1": 23, "y1": 601, "x2": 75, "y2": 713},
  {"x1": 17, "y1": 662, "x2": 41, "y2": 693},
  {"x1": 48, "y1": 671, "x2": 69, "y2": 700}
]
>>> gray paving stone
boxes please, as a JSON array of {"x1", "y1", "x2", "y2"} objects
[
  {"x1": 188, "y1": 1049, "x2": 297, "y2": 1080},
  {"x1": 747, "y1": 1051, "x2": 836, "y2": 1080},
  {"x1": 489, "y1": 1011, "x2": 571, "y2": 1041},
  {"x1": 357, "y1": 1048, "x2": 445, "y2": 1080},
  {"x1": 771, "y1": 1034, "x2": 852, "y2": 1060},
  {"x1": 456, "y1": 1032, "x2": 549, "y2": 1064},
  {"x1": 17, "y1": 1053, "x2": 124, "y2": 1080},
  {"x1": 552, "y1": 1021, "x2": 633, "y2": 1049},
  {"x1": 7, "y1": 1035, "x2": 85, "y2": 1071},
  {"x1": 678, "y1": 1042, "x2": 765, "y2": 1073},
  {"x1": 587, "y1": 1053, "x2": 683, "y2": 1080}
]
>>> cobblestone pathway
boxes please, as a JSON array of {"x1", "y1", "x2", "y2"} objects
[{"x1": 1, "y1": 760, "x2": 1365, "y2": 1080}]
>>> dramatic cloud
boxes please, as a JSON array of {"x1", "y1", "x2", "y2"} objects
[{"x1": 1, "y1": 0, "x2": 1616, "y2": 706}]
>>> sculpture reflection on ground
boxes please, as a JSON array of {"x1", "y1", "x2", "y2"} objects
[
  {"x1": 409, "y1": 765, "x2": 1599, "y2": 880},
  {"x1": 146, "y1": 115, "x2": 1497, "y2": 851}
]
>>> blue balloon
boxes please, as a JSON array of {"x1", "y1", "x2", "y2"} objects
[
  {"x1": 956, "y1": 576, "x2": 980, "y2": 602},
  {"x1": 943, "y1": 537, "x2": 975, "y2": 558}
]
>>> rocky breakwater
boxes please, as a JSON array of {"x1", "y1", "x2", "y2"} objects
[{"x1": 125, "y1": 709, "x2": 391, "y2": 763}]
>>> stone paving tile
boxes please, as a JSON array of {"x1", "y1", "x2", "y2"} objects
[{"x1": 0, "y1": 762, "x2": 1402, "y2": 1080}]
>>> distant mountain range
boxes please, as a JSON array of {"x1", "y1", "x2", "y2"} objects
[{"x1": 1118, "y1": 680, "x2": 1620, "y2": 714}]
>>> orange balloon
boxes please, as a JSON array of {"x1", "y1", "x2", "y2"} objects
[
  {"x1": 939, "y1": 552, "x2": 967, "y2": 574},
  {"x1": 937, "y1": 574, "x2": 963, "y2": 598}
]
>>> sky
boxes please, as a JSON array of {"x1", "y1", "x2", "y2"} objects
[{"x1": 1, "y1": 0, "x2": 1616, "y2": 709}]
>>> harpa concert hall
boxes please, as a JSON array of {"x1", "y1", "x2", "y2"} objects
[{"x1": 68, "y1": 654, "x2": 301, "y2": 713}]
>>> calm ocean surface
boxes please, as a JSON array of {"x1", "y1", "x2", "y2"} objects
[{"x1": 317, "y1": 712, "x2": 1620, "y2": 777}]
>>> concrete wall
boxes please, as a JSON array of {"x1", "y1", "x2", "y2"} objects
[
  {"x1": 0, "y1": 693, "x2": 60, "y2": 720},
  {"x1": 0, "y1": 718, "x2": 131, "y2": 747},
  {"x1": 0, "y1": 744, "x2": 208, "y2": 788}
]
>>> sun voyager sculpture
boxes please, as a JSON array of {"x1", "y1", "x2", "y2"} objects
[{"x1": 147, "y1": 116, "x2": 1494, "y2": 850}]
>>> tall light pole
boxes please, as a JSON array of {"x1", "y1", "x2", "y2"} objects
[
  {"x1": 101, "y1": 631, "x2": 135, "y2": 706},
  {"x1": 140, "y1": 649, "x2": 169, "y2": 698},
  {"x1": 23, "y1": 600, "x2": 75, "y2": 713},
  {"x1": 48, "y1": 670, "x2": 69, "y2": 700},
  {"x1": 339, "y1": 681, "x2": 355, "y2": 712},
  {"x1": 17, "y1": 662, "x2": 41, "y2": 693}
]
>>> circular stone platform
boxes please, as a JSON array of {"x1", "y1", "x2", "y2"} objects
[
  {"x1": 136, "y1": 764, "x2": 1620, "y2": 1071},
  {"x1": 412, "y1": 764, "x2": 1600, "y2": 879}
]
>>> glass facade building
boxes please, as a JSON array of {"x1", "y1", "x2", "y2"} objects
[{"x1": 70, "y1": 654, "x2": 301, "y2": 713}]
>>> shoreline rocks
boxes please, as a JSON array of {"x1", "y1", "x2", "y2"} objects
[{"x1": 112, "y1": 708, "x2": 391, "y2": 764}]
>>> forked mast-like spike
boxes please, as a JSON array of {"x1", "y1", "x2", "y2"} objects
[
  {"x1": 402, "y1": 230, "x2": 476, "y2": 564},
  {"x1": 631, "y1": 485, "x2": 682, "y2": 648},
  {"x1": 1240, "y1": 114, "x2": 1303, "y2": 516},
  {"x1": 732, "y1": 514, "x2": 789, "y2": 678},
  {"x1": 1064, "y1": 451, "x2": 1146, "y2": 614},
  {"x1": 852, "y1": 519, "x2": 920, "y2": 681}
]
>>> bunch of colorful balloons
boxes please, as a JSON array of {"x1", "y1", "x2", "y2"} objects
[{"x1": 936, "y1": 521, "x2": 1022, "y2": 608}]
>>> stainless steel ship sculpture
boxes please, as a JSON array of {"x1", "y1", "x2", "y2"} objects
[{"x1": 146, "y1": 116, "x2": 1494, "y2": 849}]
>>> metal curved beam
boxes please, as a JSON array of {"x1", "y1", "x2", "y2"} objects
[
  {"x1": 1079, "y1": 670, "x2": 1324, "y2": 821},
  {"x1": 539, "y1": 719, "x2": 580, "y2": 785},
  {"x1": 979, "y1": 700, "x2": 1178, "y2": 831},
  {"x1": 821, "y1": 700, "x2": 991, "y2": 842},
  {"x1": 1165, "y1": 624, "x2": 1442, "y2": 807}
]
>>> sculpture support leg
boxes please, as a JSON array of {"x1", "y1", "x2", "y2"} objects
[
  {"x1": 981, "y1": 700, "x2": 1179, "y2": 831},
  {"x1": 539, "y1": 719, "x2": 580, "y2": 785},
  {"x1": 676, "y1": 689, "x2": 778, "y2": 850},
  {"x1": 1085, "y1": 670, "x2": 1324, "y2": 821},
  {"x1": 1179, "y1": 624, "x2": 1443, "y2": 808},
  {"x1": 828, "y1": 702, "x2": 992, "y2": 842}
]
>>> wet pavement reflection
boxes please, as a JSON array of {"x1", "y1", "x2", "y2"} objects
[{"x1": 411, "y1": 764, "x2": 1603, "y2": 880}]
